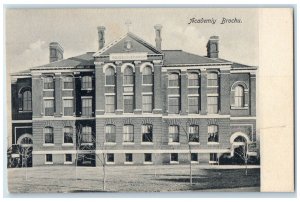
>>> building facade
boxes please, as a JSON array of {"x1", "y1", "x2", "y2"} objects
[{"x1": 10, "y1": 25, "x2": 257, "y2": 167}]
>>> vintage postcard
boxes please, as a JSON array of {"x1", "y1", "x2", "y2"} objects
[{"x1": 5, "y1": 8, "x2": 294, "y2": 193}]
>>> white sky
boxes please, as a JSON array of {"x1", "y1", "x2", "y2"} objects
[{"x1": 5, "y1": 8, "x2": 258, "y2": 73}]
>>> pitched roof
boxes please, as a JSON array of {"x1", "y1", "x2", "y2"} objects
[
  {"x1": 162, "y1": 50, "x2": 231, "y2": 66},
  {"x1": 93, "y1": 32, "x2": 163, "y2": 57},
  {"x1": 31, "y1": 52, "x2": 95, "y2": 70}
]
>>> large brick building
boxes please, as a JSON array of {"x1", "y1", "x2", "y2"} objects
[{"x1": 10, "y1": 25, "x2": 257, "y2": 167}]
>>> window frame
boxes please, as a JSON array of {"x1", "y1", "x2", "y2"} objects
[
  {"x1": 43, "y1": 98, "x2": 55, "y2": 116},
  {"x1": 43, "y1": 76, "x2": 54, "y2": 90},
  {"x1": 44, "y1": 127, "x2": 54, "y2": 145},
  {"x1": 105, "y1": 94, "x2": 116, "y2": 113},
  {"x1": 106, "y1": 153, "x2": 115, "y2": 164},
  {"x1": 81, "y1": 76, "x2": 93, "y2": 90},
  {"x1": 63, "y1": 126, "x2": 73, "y2": 145},
  {"x1": 63, "y1": 98, "x2": 74, "y2": 116},
  {"x1": 123, "y1": 124, "x2": 134, "y2": 143},
  {"x1": 207, "y1": 95, "x2": 219, "y2": 114},
  {"x1": 81, "y1": 97, "x2": 93, "y2": 117},
  {"x1": 45, "y1": 154, "x2": 53, "y2": 164},
  {"x1": 170, "y1": 153, "x2": 179, "y2": 164},
  {"x1": 142, "y1": 124, "x2": 153, "y2": 143},
  {"x1": 168, "y1": 96, "x2": 180, "y2": 114},
  {"x1": 208, "y1": 125, "x2": 219, "y2": 144},
  {"x1": 207, "y1": 72, "x2": 219, "y2": 87},
  {"x1": 168, "y1": 73, "x2": 180, "y2": 88},
  {"x1": 64, "y1": 154, "x2": 73, "y2": 164},
  {"x1": 63, "y1": 76, "x2": 74, "y2": 90},
  {"x1": 123, "y1": 95, "x2": 134, "y2": 114},
  {"x1": 142, "y1": 66, "x2": 153, "y2": 85},
  {"x1": 105, "y1": 124, "x2": 116, "y2": 143},
  {"x1": 144, "y1": 153, "x2": 152, "y2": 164},
  {"x1": 19, "y1": 88, "x2": 32, "y2": 112},
  {"x1": 142, "y1": 94, "x2": 153, "y2": 113},
  {"x1": 188, "y1": 125, "x2": 200, "y2": 143},
  {"x1": 168, "y1": 125, "x2": 179, "y2": 144},
  {"x1": 105, "y1": 67, "x2": 116, "y2": 86},
  {"x1": 188, "y1": 72, "x2": 200, "y2": 87}
]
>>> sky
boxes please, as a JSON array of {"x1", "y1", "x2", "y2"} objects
[{"x1": 5, "y1": 8, "x2": 259, "y2": 73}]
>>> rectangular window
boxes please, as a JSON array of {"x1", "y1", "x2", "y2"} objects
[
  {"x1": 191, "y1": 153, "x2": 198, "y2": 162},
  {"x1": 142, "y1": 125, "x2": 153, "y2": 142},
  {"x1": 124, "y1": 95, "x2": 134, "y2": 113},
  {"x1": 123, "y1": 125, "x2": 134, "y2": 142},
  {"x1": 105, "y1": 95, "x2": 115, "y2": 113},
  {"x1": 189, "y1": 125, "x2": 199, "y2": 143},
  {"x1": 125, "y1": 153, "x2": 133, "y2": 162},
  {"x1": 44, "y1": 127, "x2": 54, "y2": 144},
  {"x1": 210, "y1": 153, "x2": 218, "y2": 162},
  {"x1": 44, "y1": 77, "x2": 54, "y2": 89},
  {"x1": 82, "y1": 98, "x2": 92, "y2": 116},
  {"x1": 207, "y1": 73, "x2": 218, "y2": 87},
  {"x1": 170, "y1": 153, "x2": 178, "y2": 162},
  {"x1": 207, "y1": 96, "x2": 219, "y2": 114},
  {"x1": 188, "y1": 97, "x2": 199, "y2": 114},
  {"x1": 142, "y1": 95, "x2": 153, "y2": 113},
  {"x1": 63, "y1": 127, "x2": 73, "y2": 144},
  {"x1": 107, "y1": 153, "x2": 114, "y2": 163},
  {"x1": 63, "y1": 77, "x2": 73, "y2": 89},
  {"x1": 144, "y1": 153, "x2": 152, "y2": 162},
  {"x1": 82, "y1": 76, "x2": 92, "y2": 89},
  {"x1": 208, "y1": 125, "x2": 219, "y2": 143},
  {"x1": 44, "y1": 99, "x2": 54, "y2": 116},
  {"x1": 168, "y1": 97, "x2": 180, "y2": 114},
  {"x1": 46, "y1": 154, "x2": 52, "y2": 163},
  {"x1": 65, "y1": 154, "x2": 72, "y2": 162},
  {"x1": 168, "y1": 125, "x2": 179, "y2": 143},
  {"x1": 105, "y1": 125, "x2": 116, "y2": 143},
  {"x1": 81, "y1": 126, "x2": 92, "y2": 143},
  {"x1": 63, "y1": 99, "x2": 73, "y2": 116}
]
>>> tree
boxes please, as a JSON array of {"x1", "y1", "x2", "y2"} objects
[
  {"x1": 234, "y1": 144, "x2": 249, "y2": 175},
  {"x1": 75, "y1": 124, "x2": 108, "y2": 191}
]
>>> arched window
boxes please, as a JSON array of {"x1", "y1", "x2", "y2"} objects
[
  {"x1": 19, "y1": 88, "x2": 32, "y2": 112},
  {"x1": 124, "y1": 66, "x2": 134, "y2": 85},
  {"x1": 208, "y1": 125, "x2": 219, "y2": 143},
  {"x1": 81, "y1": 76, "x2": 92, "y2": 90},
  {"x1": 105, "y1": 67, "x2": 115, "y2": 85},
  {"x1": 234, "y1": 85, "x2": 244, "y2": 107},
  {"x1": 142, "y1": 66, "x2": 153, "y2": 84},
  {"x1": 44, "y1": 127, "x2": 54, "y2": 144},
  {"x1": 105, "y1": 124, "x2": 116, "y2": 143},
  {"x1": 188, "y1": 73, "x2": 199, "y2": 86},
  {"x1": 169, "y1": 73, "x2": 180, "y2": 87},
  {"x1": 63, "y1": 76, "x2": 73, "y2": 89},
  {"x1": 168, "y1": 125, "x2": 179, "y2": 143}
]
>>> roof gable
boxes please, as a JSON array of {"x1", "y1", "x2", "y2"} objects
[{"x1": 93, "y1": 32, "x2": 162, "y2": 57}]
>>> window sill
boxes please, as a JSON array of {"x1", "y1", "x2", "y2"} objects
[
  {"x1": 170, "y1": 161, "x2": 179, "y2": 164},
  {"x1": 43, "y1": 89, "x2": 54, "y2": 91},
  {"x1": 191, "y1": 161, "x2": 199, "y2": 164},
  {"x1": 62, "y1": 89, "x2": 73, "y2": 91},
  {"x1": 122, "y1": 142, "x2": 134, "y2": 145},
  {"x1": 168, "y1": 142, "x2": 180, "y2": 145},
  {"x1": 143, "y1": 162, "x2": 153, "y2": 165},
  {"x1": 62, "y1": 143, "x2": 74, "y2": 147},
  {"x1": 230, "y1": 106, "x2": 249, "y2": 110},
  {"x1": 106, "y1": 162, "x2": 115, "y2": 165},
  {"x1": 124, "y1": 162, "x2": 134, "y2": 165},
  {"x1": 188, "y1": 86, "x2": 200, "y2": 88},
  {"x1": 188, "y1": 142, "x2": 200, "y2": 145},
  {"x1": 168, "y1": 86, "x2": 180, "y2": 89},
  {"x1": 104, "y1": 85, "x2": 115, "y2": 87},
  {"x1": 104, "y1": 142, "x2": 117, "y2": 146},
  {"x1": 64, "y1": 162, "x2": 73, "y2": 165},
  {"x1": 141, "y1": 142, "x2": 154, "y2": 145},
  {"x1": 207, "y1": 86, "x2": 219, "y2": 88},
  {"x1": 81, "y1": 88, "x2": 93, "y2": 91},
  {"x1": 43, "y1": 143, "x2": 55, "y2": 147},
  {"x1": 80, "y1": 143, "x2": 94, "y2": 146},
  {"x1": 207, "y1": 142, "x2": 219, "y2": 145},
  {"x1": 209, "y1": 161, "x2": 218, "y2": 164},
  {"x1": 45, "y1": 162, "x2": 53, "y2": 165},
  {"x1": 18, "y1": 111, "x2": 32, "y2": 113},
  {"x1": 142, "y1": 84, "x2": 153, "y2": 86}
]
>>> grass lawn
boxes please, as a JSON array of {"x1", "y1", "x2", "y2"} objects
[{"x1": 7, "y1": 165, "x2": 260, "y2": 193}]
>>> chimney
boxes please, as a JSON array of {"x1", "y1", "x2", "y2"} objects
[
  {"x1": 154, "y1": 24, "x2": 162, "y2": 50},
  {"x1": 97, "y1": 26, "x2": 106, "y2": 50},
  {"x1": 49, "y1": 42, "x2": 64, "y2": 63},
  {"x1": 206, "y1": 36, "x2": 219, "y2": 58}
]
